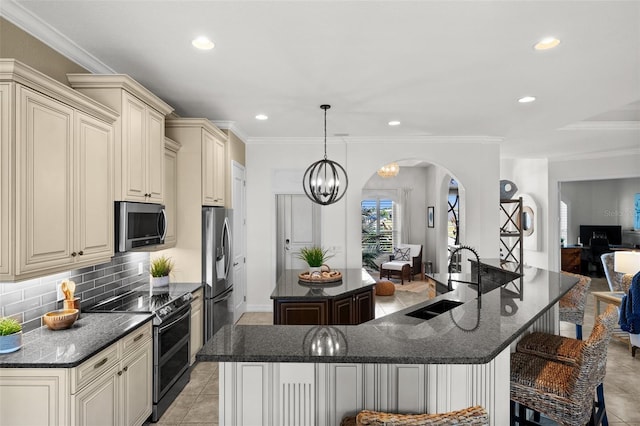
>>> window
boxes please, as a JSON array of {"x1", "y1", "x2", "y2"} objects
[
  {"x1": 362, "y1": 198, "x2": 394, "y2": 253},
  {"x1": 560, "y1": 200, "x2": 568, "y2": 244}
]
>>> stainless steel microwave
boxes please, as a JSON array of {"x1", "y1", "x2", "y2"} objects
[{"x1": 115, "y1": 201, "x2": 167, "y2": 252}]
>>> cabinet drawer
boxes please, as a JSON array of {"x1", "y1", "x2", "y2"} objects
[
  {"x1": 122, "y1": 321, "x2": 152, "y2": 355},
  {"x1": 72, "y1": 343, "x2": 119, "y2": 394},
  {"x1": 191, "y1": 289, "x2": 203, "y2": 311}
]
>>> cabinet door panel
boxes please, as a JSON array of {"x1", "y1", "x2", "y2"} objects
[
  {"x1": 146, "y1": 108, "x2": 164, "y2": 202},
  {"x1": 163, "y1": 146, "x2": 178, "y2": 246},
  {"x1": 213, "y1": 136, "x2": 225, "y2": 205},
  {"x1": 332, "y1": 295, "x2": 353, "y2": 325},
  {"x1": 74, "y1": 365, "x2": 119, "y2": 426},
  {"x1": 122, "y1": 343, "x2": 153, "y2": 426},
  {"x1": 0, "y1": 84, "x2": 10, "y2": 276},
  {"x1": 122, "y1": 93, "x2": 146, "y2": 201},
  {"x1": 190, "y1": 292, "x2": 204, "y2": 364},
  {"x1": 76, "y1": 112, "x2": 113, "y2": 262},
  {"x1": 202, "y1": 130, "x2": 216, "y2": 205},
  {"x1": 18, "y1": 87, "x2": 74, "y2": 272},
  {"x1": 354, "y1": 290, "x2": 375, "y2": 324}
]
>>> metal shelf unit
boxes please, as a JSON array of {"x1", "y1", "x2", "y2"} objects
[{"x1": 500, "y1": 198, "x2": 524, "y2": 270}]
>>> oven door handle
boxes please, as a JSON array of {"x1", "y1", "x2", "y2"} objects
[{"x1": 158, "y1": 306, "x2": 191, "y2": 334}]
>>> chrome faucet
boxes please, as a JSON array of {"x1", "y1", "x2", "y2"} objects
[{"x1": 447, "y1": 245, "x2": 482, "y2": 297}]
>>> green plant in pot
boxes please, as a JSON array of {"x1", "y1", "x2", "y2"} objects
[
  {"x1": 297, "y1": 246, "x2": 333, "y2": 272},
  {"x1": 0, "y1": 317, "x2": 22, "y2": 354},
  {"x1": 150, "y1": 255, "x2": 174, "y2": 287}
]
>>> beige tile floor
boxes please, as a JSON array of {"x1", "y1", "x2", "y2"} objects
[{"x1": 156, "y1": 276, "x2": 640, "y2": 425}]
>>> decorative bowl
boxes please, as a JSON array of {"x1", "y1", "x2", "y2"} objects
[{"x1": 43, "y1": 309, "x2": 79, "y2": 330}]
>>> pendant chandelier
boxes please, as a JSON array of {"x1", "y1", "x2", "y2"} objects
[
  {"x1": 377, "y1": 162, "x2": 399, "y2": 178},
  {"x1": 302, "y1": 105, "x2": 349, "y2": 205}
]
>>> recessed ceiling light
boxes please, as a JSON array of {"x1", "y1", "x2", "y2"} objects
[
  {"x1": 255, "y1": 114, "x2": 268, "y2": 120},
  {"x1": 518, "y1": 96, "x2": 536, "y2": 103},
  {"x1": 192, "y1": 36, "x2": 215, "y2": 50},
  {"x1": 534, "y1": 37, "x2": 560, "y2": 51},
  {"x1": 388, "y1": 120, "x2": 401, "y2": 126}
]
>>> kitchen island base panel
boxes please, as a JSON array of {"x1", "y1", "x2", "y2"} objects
[{"x1": 219, "y1": 348, "x2": 509, "y2": 426}]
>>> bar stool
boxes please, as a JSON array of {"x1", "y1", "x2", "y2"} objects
[
  {"x1": 559, "y1": 272, "x2": 592, "y2": 340},
  {"x1": 340, "y1": 405, "x2": 489, "y2": 426},
  {"x1": 510, "y1": 305, "x2": 617, "y2": 426}
]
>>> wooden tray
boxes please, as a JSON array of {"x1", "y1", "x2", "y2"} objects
[{"x1": 298, "y1": 271, "x2": 342, "y2": 283}]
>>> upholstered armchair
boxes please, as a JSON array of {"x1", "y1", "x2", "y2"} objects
[{"x1": 379, "y1": 244, "x2": 422, "y2": 284}]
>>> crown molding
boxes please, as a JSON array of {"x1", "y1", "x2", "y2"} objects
[
  {"x1": 246, "y1": 135, "x2": 503, "y2": 145},
  {"x1": 211, "y1": 120, "x2": 249, "y2": 143},
  {"x1": 1, "y1": 0, "x2": 115, "y2": 74},
  {"x1": 560, "y1": 121, "x2": 640, "y2": 131},
  {"x1": 549, "y1": 146, "x2": 640, "y2": 162}
]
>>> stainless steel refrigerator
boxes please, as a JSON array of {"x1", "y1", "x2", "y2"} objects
[{"x1": 202, "y1": 206, "x2": 234, "y2": 342}]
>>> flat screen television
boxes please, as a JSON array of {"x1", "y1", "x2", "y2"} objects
[{"x1": 579, "y1": 225, "x2": 622, "y2": 246}]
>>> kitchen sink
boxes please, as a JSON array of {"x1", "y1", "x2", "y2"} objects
[{"x1": 406, "y1": 299, "x2": 464, "y2": 321}]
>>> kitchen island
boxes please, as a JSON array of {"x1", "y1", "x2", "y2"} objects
[
  {"x1": 198, "y1": 262, "x2": 578, "y2": 425},
  {"x1": 271, "y1": 268, "x2": 376, "y2": 325}
]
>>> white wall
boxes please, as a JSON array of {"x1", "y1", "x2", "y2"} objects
[
  {"x1": 500, "y1": 158, "x2": 549, "y2": 269},
  {"x1": 548, "y1": 152, "x2": 640, "y2": 271},
  {"x1": 245, "y1": 137, "x2": 500, "y2": 311}
]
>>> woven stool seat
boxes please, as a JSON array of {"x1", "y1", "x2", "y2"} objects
[
  {"x1": 511, "y1": 305, "x2": 618, "y2": 426},
  {"x1": 340, "y1": 405, "x2": 488, "y2": 426},
  {"x1": 511, "y1": 352, "x2": 592, "y2": 426},
  {"x1": 375, "y1": 280, "x2": 395, "y2": 296}
]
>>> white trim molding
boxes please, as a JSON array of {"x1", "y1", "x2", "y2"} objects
[{"x1": 1, "y1": 0, "x2": 115, "y2": 74}]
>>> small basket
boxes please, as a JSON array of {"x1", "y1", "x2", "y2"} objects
[{"x1": 43, "y1": 309, "x2": 79, "y2": 330}]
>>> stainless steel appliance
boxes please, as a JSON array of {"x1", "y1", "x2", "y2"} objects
[
  {"x1": 202, "y1": 206, "x2": 234, "y2": 342},
  {"x1": 86, "y1": 286, "x2": 192, "y2": 423},
  {"x1": 115, "y1": 201, "x2": 167, "y2": 252}
]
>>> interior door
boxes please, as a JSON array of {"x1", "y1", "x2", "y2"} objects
[
  {"x1": 276, "y1": 194, "x2": 321, "y2": 280},
  {"x1": 231, "y1": 161, "x2": 246, "y2": 322}
]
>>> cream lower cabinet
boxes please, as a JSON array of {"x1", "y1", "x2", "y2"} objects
[
  {"x1": 190, "y1": 288, "x2": 204, "y2": 365},
  {"x1": 219, "y1": 352, "x2": 511, "y2": 426},
  {"x1": 74, "y1": 332, "x2": 153, "y2": 426},
  {"x1": 0, "y1": 60, "x2": 117, "y2": 282},
  {"x1": 0, "y1": 323, "x2": 152, "y2": 426}
]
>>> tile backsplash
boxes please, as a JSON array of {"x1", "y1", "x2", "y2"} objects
[{"x1": 0, "y1": 252, "x2": 150, "y2": 333}]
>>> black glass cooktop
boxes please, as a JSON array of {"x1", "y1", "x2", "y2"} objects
[{"x1": 87, "y1": 286, "x2": 192, "y2": 319}]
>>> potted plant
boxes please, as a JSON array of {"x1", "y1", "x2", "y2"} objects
[
  {"x1": 150, "y1": 255, "x2": 174, "y2": 287},
  {"x1": 0, "y1": 317, "x2": 22, "y2": 354},
  {"x1": 297, "y1": 246, "x2": 333, "y2": 273}
]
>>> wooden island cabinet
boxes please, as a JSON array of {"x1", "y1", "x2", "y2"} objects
[{"x1": 271, "y1": 269, "x2": 376, "y2": 325}]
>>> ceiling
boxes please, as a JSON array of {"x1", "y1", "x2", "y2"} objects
[{"x1": 3, "y1": 0, "x2": 639, "y2": 159}]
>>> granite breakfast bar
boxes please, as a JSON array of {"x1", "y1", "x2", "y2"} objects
[{"x1": 197, "y1": 261, "x2": 579, "y2": 426}]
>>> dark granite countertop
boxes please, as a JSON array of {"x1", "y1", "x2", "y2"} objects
[
  {"x1": 271, "y1": 269, "x2": 376, "y2": 300},
  {"x1": 0, "y1": 313, "x2": 152, "y2": 368},
  {"x1": 198, "y1": 262, "x2": 579, "y2": 365},
  {"x1": 0, "y1": 282, "x2": 202, "y2": 368}
]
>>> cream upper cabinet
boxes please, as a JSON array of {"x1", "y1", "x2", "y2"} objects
[
  {"x1": 162, "y1": 137, "x2": 181, "y2": 248},
  {"x1": 165, "y1": 118, "x2": 226, "y2": 207},
  {"x1": 0, "y1": 60, "x2": 118, "y2": 282},
  {"x1": 67, "y1": 73, "x2": 174, "y2": 203}
]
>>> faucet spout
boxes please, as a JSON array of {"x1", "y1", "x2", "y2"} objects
[{"x1": 447, "y1": 245, "x2": 482, "y2": 297}]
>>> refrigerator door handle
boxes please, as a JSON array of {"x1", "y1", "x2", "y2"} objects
[{"x1": 222, "y1": 217, "x2": 232, "y2": 280}]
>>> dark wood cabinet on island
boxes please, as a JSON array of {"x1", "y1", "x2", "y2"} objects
[{"x1": 271, "y1": 269, "x2": 376, "y2": 326}]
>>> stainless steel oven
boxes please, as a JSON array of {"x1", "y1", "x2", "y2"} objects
[
  {"x1": 86, "y1": 286, "x2": 192, "y2": 423},
  {"x1": 153, "y1": 303, "x2": 191, "y2": 421}
]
